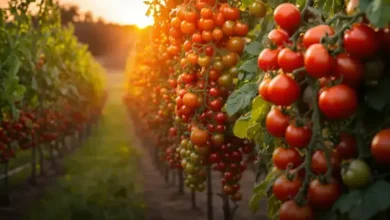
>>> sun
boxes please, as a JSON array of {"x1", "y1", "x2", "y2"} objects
[{"x1": 134, "y1": 15, "x2": 154, "y2": 29}]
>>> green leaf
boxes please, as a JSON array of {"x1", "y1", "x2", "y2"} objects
[
  {"x1": 332, "y1": 190, "x2": 363, "y2": 214},
  {"x1": 8, "y1": 55, "x2": 21, "y2": 76},
  {"x1": 233, "y1": 117, "x2": 250, "y2": 139},
  {"x1": 348, "y1": 181, "x2": 390, "y2": 220},
  {"x1": 225, "y1": 82, "x2": 258, "y2": 116},
  {"x1": 251, "y1": 96, "x2": 270, "y2": 122},
  {"x1": 360, "y1": 0, "x2": 390, "y2": 28},
  {"x1": 245, "y1": 41, "x2": 262, "y2": 56},
  {"x1": 249, "y1": 193, "x2": 263, "y2": 213},
  {"x1": 365, "y1": 92, "x2": 387, "y2": 111},
  {"x1": 239, "y1": 58, "x2": 258, "y2": 73},
  {"x1": 267, "y1": 195, "x2": 281, "y2": 220}
]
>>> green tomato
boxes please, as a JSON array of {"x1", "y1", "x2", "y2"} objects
[{"x1": 341, "y1": 159, "x2": 372, "y2": 188}]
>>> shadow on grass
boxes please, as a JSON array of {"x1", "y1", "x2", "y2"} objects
[{"x1": 25, "y1": 78, "x2": 145, "y2": 220}]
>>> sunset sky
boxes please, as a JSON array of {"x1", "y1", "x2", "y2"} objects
[{"x1": 0, "y1": 0, "x2": 153, "y2": 27}]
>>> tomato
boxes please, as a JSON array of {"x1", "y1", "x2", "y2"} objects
[
  {"x1": 344, "y1": 23, "x2": 379, "y2": 59},
  {"x1": 341, "y1": 159, "x2": 372, "y2": 188},
  {"x1": 285, "y1": 124, "x2": 312, "y2": 148},
  {"x1": 198, "y1": 56, "x2": 212, "y2": 67},
  {"x1": 190, "y1": 127, "x2": 210, "y2": 146},
  {"x1": 268, "y1": 29, "x2": 289, "y2": 46},
  {"x1": 234, "y1": 22, "x2": 249, "y2": 37},
  {"x1": 333, "y1": 53, "x2": 363, "y2": 87},
  {"x1": 257, "y1": 48, "x2": 280, "y2": 71},
  {"x1": 183, "y1": 40, "x2": 193, "y2": 51},
  {"x1": 302, "y1": 25, "x2": 335, "y2": 48},
  {"x1": 371, "y1": 129, "x2": 390, "y2": 164},
  {"x1": 258, "y1": 78, "x2": 271, "y2": 101},
  {"x1": 202, "y1": 31, "x2": 213, "y2": 42},
  {"x1": 273, "y1": 3, "x2": 301, "y2": 32},
  {"x1": 218, "y1": 74, "x2": 233, "y2": 88},
  {"x1": 209, "y1": 87, "x2": 219, "y2": 97},
  {"x1": 213, "y1": 12, "x2": 225, "y2": 27},
  {"x1": 187, "y1": 53, "x2": 199, "y2": 65},
  {"x1": 335, "y1": 133, "x2": 357, "y2": 159},
  {"x1": 222, "y1": 20, "x2": 235, "y2": 36},
  {"x1": 266, "y1": 108, "x2": 290, "y2": 137},
  {"x1": 277, "y1": 48, "x2": 304, "y2": 73},
  {"x1": 171, "y1": 17, "x2": 182, "y2": 29},
  {"x1": 181, "y1": 21, "x2": 196, "y2": 35},
  {"x1": 222, "y1": 52, "x2": 238, "y2": 67},
  {"x1": 221, "y1": 5, "x2": 240, "y2": 21},
  {"x1": 208, "y1": 98, "x2": 224, "y2": 111},
  {"x1": 209, "y1": 69, "x2": 221, "y2": 81},
  {"x1": 272, "y1": 147, "x2": 302, "y2": 170},
  {"x1": 214, "y1": 112, "x2": 227, "y2": 124},
  {"x1": 205, "y1": 45, "x2": 214, "y2": 56},
  {"x1": 304, "y1": 44, "x2": 333, "y2": 78},
  {"x1": 248, "y1": 1, "x2": 267, "y2": 18},
  {"x1": 267, "y1": 74, "x2": 300, "y2": 106},
  {"x1": 279, "y1": 200, "x2": 314, "y2": 220},
  {"x1": 183, "y1": 93, "x2": 200, "y2": 109},
  {"x1": 185, "y1": 10, "x2": 199, "y2": 22},
  {"x1": 318, "y1": 84, "x2": 358, "y2": 119},
  {"x1": 200, "y1": 7, "x2": 213, "y2": 19},
  {"x1": 311, "y1": 150, "x2": 341, "y2": 175},
  {"x1": 273, "y1": 174, "x2": 302, "y2": 201},
  {"x1": 211, "y1": 133, "x2": 224, "y2": 147},
  {"x1": 212, "y1": 28, "x2": 224, "y2": 41},
  {"x1": 199, "y1": 18, "x2": 215, "y2": 31},
  {"x1": 308, "y1": 178, "x2": 341, "y2": 209},
  {"x1": 176, "y1": 6, "x2": 186, "y2": 20},
  {"x1": 227, "y1": 37, "x2": 245, "y2": 54}
]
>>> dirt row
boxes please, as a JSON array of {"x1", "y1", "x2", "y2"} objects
[{"x1": 127, "y1": 116, "x2": 268, "y2": 220}]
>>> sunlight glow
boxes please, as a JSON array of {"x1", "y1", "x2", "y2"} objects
[{"x1": 59, "y1": 0, "x2": 153, "y2": 27}]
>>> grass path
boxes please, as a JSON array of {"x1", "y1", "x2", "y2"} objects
[{"x1": 25, "y1": 71, "x2": 145, "y2": 220}]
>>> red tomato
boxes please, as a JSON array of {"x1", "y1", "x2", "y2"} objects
[
  {"x1": 208, "y1": 98, "x2": 224, "y2": 111},
  {"x1": 304, "y1": 44, "x2": 333, "y2": 78},
  {"x1": 183, "y1": 93, "x2": 200, "y2": 109},
  {"x1": 267, "y1": 74, "x2": 300, "y2": 106},
  {"x1": 214, "y1": 112, "x2": 227, "y2": 124},
  {"x1": 285, "y1": 124, "x2": 312, "y2": 148},
  {"x1": 277, "y1": 48, "x2": 304, "y2": 73},
  {"x1": 234, "y1": 22, "x2": 249, "y2": 36},
  {"x1": 279, "y1": 200, "x2": 314, "y2": 220},
  {"x1": 258, "y1": 78, "x2": 271, "y2": 101},
  {"x1": 333, "y1": 53, "x2": 364, "y2": 87},
  {"x1": 198, "y1": 18, "x2": 215, "y2": 31},
  {"x1": 344, "y1": 23, "x2": 380, "y2": 59},
  {"x1": 266, "y1": 108, "x2": 290, "y2": 137},
  {"x1": 311, "y1": 150, "x2": 341, "y2": 175},
  {"x1": 273, "y1": 3, "x2": 301, "y2": 32},
  {"x1": 258, "y1": 48, "x2": 280, "y2": 71},
  {"x1": 190, "y1": 127, "x2": 210, "y2": 146},
  {"x1": 308, "y1": 178, "x2": 341, "y2": 209},
  {"x1": 268, "y1": 29, "x2": 290, "y2": 46},
  {"x1": 272, "y1": 147, "x2": 302, "y2": 170},
  {"x1": 302, "y1": 25, "x2": 335, "y2": 48},
  {"x1": 335, "y1": 133, "x2": 357, "y2": 159},
  {"x1": 273, "y1": 174, "x2": 302, "y2": 201},
  {"x1": 371, "y1": 129, "x2": 390, "y2": 164},
  {"x1": 318, "y1": 84, "x2": 358, "y2": 119},
  {"x1": 200, "y1": 7, "x2": 213, "y2": 19}
]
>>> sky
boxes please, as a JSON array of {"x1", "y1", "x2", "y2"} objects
[{"x1": 0, "y1": 0, "x2": 154, "y2": 27}]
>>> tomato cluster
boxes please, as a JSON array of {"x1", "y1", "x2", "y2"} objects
[
  {"x1": 125, "y1": 0, "x2": 262, "y2": 210},
  {"x1": 255, "y1": 2, "x2": 390, "y2": 219}
]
